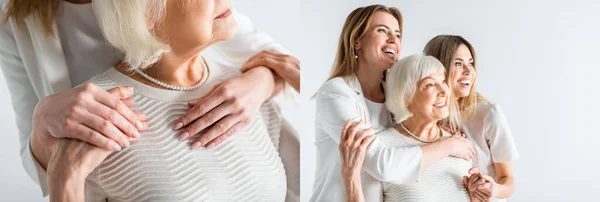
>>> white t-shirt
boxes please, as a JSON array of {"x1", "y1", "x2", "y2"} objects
[
  {"x1": 84, "y1": 58, "x2": 286, "y2": 201},
  {"x1": 378, "y1": 127, "x2": 471, "y2": 202},
  {"x1": 364, "y1": 99, "x2": 393, "y2": 133},
  {"x1": 55, "y1": 1, "x2": 122, "y2": 86},
  {"x1": 463, "y1": 100, "x2": 519, "y2": 202}
]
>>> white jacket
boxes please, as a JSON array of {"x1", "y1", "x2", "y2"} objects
[
  {"x1": 311, "y1": 75, "x2": 423, "y2": 202},
  {"x1": 0, "y1": 1, "x2": 299, "y2": 200}
]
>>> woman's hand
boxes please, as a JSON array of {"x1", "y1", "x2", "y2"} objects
[
  {"x1": 240, "y1": 50, "x2": 300, "y2": 92},
  {"x1": 34, "y1": 84, "x2": 147, "y2": 150},
  {"x1": 463, "y1": 167, "x2": 496, "y2": 202},
  {"x1": 47, "y1": 138, "x2": 114, "y2": 202},
  {"x1": 440, "y1": 133, "x2": 476, "y2": 160},
  {"x1": 338, "y1": 119, "x2": 376, "y2": 202},
  {"x1": 174, "y1": 66, "x2": 279, "y2": 149},
  {"x1": 31, "y1": 83, "x2": 148, "y2": 170}
]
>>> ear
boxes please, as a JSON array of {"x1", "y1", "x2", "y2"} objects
[{"x1": 354, "y1": 41, "x2": 361, "y2": 50}]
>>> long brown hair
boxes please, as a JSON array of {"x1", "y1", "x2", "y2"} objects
[
  {"x1": 3, "y1": 0, "x2": 60, "y2": 36},
  {"x1": 423, "y1": 35, "x2": 486, "y2": 122},
  {"x1": 326, "y1": 5, "x2": 402, "y2": 82}
]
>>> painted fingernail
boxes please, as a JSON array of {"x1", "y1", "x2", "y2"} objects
[
  {"x1": 207, "y1": 143, "x2": 216, "y2": 149},
  {"x1": 191, "y1": 142, "x2": 202, "y2": 150},
  {"x1": 178, "y1": 132, "x2": 190, "y2": 141},
  {"x1": 173, "y1": 122, "x2": 183, "y2": 130},
  {"x1": 111, "y1": 142, "x2": 122, "y2": 151},
  {"x1": 133, "y1": 130, "x2": 140, "y2": 138}
]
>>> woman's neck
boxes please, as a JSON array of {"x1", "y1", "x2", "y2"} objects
[
  {"x1": 397, "y1": 117, "x2": 439, "y2": 141},
  {"x1": 356, "y1": 62, "x2": 385, "y2": 103},
  {"x1": 116, "y1": 52, "x2": 205, "y2": 89}
]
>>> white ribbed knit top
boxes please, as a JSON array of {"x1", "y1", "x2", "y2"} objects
[
  {"x1": 378, "y1": 127, "x2": 471, "y2": 202},
  {"x1": 83, "y1": 58, "x2": 286, "y2": 202}
]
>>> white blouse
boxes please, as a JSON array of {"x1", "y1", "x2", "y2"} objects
[
  {"x1": 311, "y1": 76, "x2": 423, "y2": 202},
  {"x1": 463, "y1": 100, "x2": 519, "y2": 202}
]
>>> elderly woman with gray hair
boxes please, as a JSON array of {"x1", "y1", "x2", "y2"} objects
[
  {"x1": 45, "y1": 1, "x2": 296, "y2": 201},
  {"x1": 339, "y1": 54, "x2": 483, "y2": 202}
]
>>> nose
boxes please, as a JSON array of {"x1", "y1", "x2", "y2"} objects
[
  {"x1": 438, "y1": 83, "x2": 448, "y2": 97},
  {"x1": 386, "y1": 33, "x2": 397, "y2": 44},
  {"x1": 462, "y1": 64, "x2": 472, "y2": 75}
]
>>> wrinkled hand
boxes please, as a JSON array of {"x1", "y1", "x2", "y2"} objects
[
  {"x1": 339, "y1": 119, "x2": 376, "y2": 176},
  {"x1": 47, "y1": 138, "x2": 113, "y2": 181},
  {"x1": 34, "y1": 83, "x2": 148, "y2": 151},
  {"x1": 174, "y1": 67, "x2": 276, "y2": 149},
  {"x1": 463, "y1": 167, "x2": 496, "y2": 202},
  {"x1": 240, "y1": 50, "x2": 300, "y2": 92}
]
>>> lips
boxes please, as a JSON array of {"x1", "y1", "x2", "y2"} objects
[
  {"x1": 457, "y1": 78, "x2": 472, "y2": 88},
  {"x1": 215, "y1": 8, "x2": 232, "y2": 19},
  {"x1": 433, "y1": 100, "x2": 446, "y2": 108},
  {"x1": 382, "y1": 45, "x2": 397, "y2": 58}
]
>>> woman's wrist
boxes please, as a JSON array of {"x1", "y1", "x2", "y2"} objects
[
  {"x1": 48, "y1": 173, "x2": 85, "y2": 202},
  {"x1": 246, "y1": 66, "x2": 284, "y2": 99}
]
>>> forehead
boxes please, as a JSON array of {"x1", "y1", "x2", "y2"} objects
[
  {"x1": 454, "y1": 44, "x2": 473, "y2": 59},
  {"x1": 422, "y1": 71, "x2": 446, "y2": 82},
  {"x1": 370, "y1": 11, "x2": 400, "y2": 30}
]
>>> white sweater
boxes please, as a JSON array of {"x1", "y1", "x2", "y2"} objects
[
  {"x1": 83, "y1": 58, "x2": 287, "y2": 201},
  {"x1": 378, "y1": 128, "x2": 471, "y2": 202}
]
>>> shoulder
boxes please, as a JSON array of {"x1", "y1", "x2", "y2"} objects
[
  {"x1": 475, "y1": 100, "x2": 508, "y2": 125},
  {"x1": 83, "y1": 69, "x2": 119, "y2": 91},
  {"x1": 317, "y1": 77, "x2": 356, "y2": 98}
]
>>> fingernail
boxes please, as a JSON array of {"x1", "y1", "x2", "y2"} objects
[
  {"x1": 207, "y1": 143, "x2": 216, "y2": 149},
  {"x1": 173, "y1": 122, "x2": 183, "y2": 130},
  {"x1": 178, "y1": 132, "x2": 190, "y2": 141},
  {"x1": 191, "y1": 142, "x2": 202, "y2": 150},
  {"x1": 123, "y1": 140, "x2": 130, "y2": 148},
  {"x1": 136, "y1": 120, "x2": 144, "y2": 130},
  {"x1": 133, "y1": 130, "x2": 140, "y2": 138},
  {"x1": 111, "y1": 142, "x2": 122, "y2": 151},
  {"x1": 128, "y1": 86, "x2": 134, "y2": 93}
]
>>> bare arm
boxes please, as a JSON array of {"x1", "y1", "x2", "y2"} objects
[{"x1": 492, "y1": 162, "x2": 515, "y2": 198}]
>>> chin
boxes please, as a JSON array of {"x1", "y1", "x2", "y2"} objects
[{"x1": 213, "y1": 19, "x2": 237, "y2": 41}]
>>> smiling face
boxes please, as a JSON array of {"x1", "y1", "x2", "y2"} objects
[
  {"x1": 155, "y1": 0, "x2": 236, "y2": 54},
  {"x1": 449, "y1": 44, "x2": 476, "y2": 98},
  {"x1": 408, "y1": 70, "x2": 450, "y2": 122},
  {"x1": 355, "y1": 11, "x2": 402, "y2": 71}
]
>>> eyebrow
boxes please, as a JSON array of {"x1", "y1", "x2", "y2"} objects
[
  {"x1": 376, "y1": 24, "x2": 401, "y2": 33},
  {"x1": 455, "y1": 58, "x2": 474, "y2": 61}
]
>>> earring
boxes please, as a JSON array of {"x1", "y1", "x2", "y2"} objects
[{"x1": 354, "y1": 49, "x2": 358, "y2": 59}]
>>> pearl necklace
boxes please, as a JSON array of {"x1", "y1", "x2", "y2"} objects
[
  {"x1": 133, "y1": 57, "x2": 210, "y2": 91},
  {"x1": 399, "y1": 122, "x2": 442, "y2": 143}
]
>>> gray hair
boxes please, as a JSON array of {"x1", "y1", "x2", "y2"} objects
[
  {"x1": 385, "y1": 54, "x2": 461, "y2": 128},
  {"x1": 92, "y1": 0, "x2": 170, "y2": 70}
]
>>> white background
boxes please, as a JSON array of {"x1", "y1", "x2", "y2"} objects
[
  {"x1": 1, "y1": 0, "x2": 599, "y2": 201},
  {"x1": 298, "y1": 0, "x2": 600, "y2": 202}
]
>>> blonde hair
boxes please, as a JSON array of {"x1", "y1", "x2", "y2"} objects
[
  {"x1": 326, "y1": 4, "x2": 402, "y2": 82},
  {"x1": 92, "y1": 0, "x2": 170, "y2": 70},
  {"x1": 385, "y1": 54, "x2": 461, "y2": 131},
  {"x1": 423, "y1": 35, "x2": 485, "y2": 122},
  {"x1": 2, "y1": 0, "x2": 59, "y2": 36}
]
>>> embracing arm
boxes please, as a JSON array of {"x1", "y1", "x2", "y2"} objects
[{"x1": 0, "y1": 17, "x2": 53, "y2": 196}]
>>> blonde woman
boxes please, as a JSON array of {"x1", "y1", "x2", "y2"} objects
[
  {"x1": 0, "y1": 0, "x2": 299, "y2": 198},
  {"x1": 424, "y1": 35, "x2": 518, "y2": 202},
  {"x1": 340, "y1": 54, "x2": 474, "y2": 201},
  {"x1": 312, "y1": 5, "x2": 475, "y2": 201},
  {"x1": 45, "y1": 0, "x2": 296, "y2": 201}
]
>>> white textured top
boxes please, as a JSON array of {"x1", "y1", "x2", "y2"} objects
[
  {"x1": 364, "y1": 99, "x2": 393, "y2": 133},
  {"x1": 378, "y1": 127, "x2": 471, "y2": 202},
  {"x1": 83, "y1": 58, "x2": 286, "y2": 201},
  {"x1": 463, "y1": 100, "x2": 519, "y2": 202}
]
